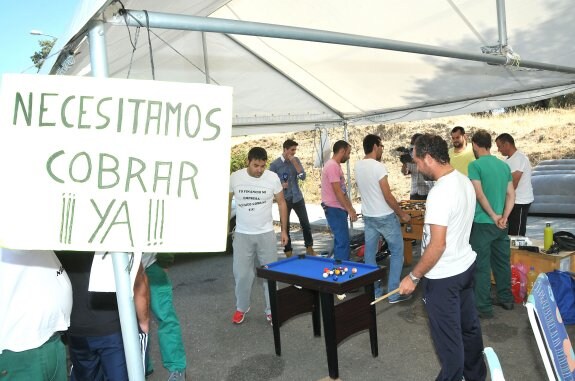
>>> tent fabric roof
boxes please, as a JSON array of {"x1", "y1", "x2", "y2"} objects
[{"x1": 44, "y1": 0, "x2": 575, "y2": 136}]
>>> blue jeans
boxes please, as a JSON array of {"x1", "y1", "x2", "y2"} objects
[
  {"x1": 364, "y1": 214, "x2": 404, "y2": 300},
  {"x1": 323, "y1": 206, "x2": 350, "y2": 261},
  {"x1": 68, "y1": 332, "x2": 128, "y2": 381}
]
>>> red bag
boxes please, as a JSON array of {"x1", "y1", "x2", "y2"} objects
[{"x1": 516, "y1": 263, "x2": 527, "y2": 300}]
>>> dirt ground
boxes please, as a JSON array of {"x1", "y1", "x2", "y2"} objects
[{"x1": 231, "y1": 108, "x2": 575, "y2": 203}]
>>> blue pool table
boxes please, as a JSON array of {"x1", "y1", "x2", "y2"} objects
[{"x1": 256, "y1": 255, "x2": 387, "y2": 379}]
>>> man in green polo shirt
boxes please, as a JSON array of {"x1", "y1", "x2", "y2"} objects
[{"x1": 468, "y1": 130, "x2": 515, "y2": 319}]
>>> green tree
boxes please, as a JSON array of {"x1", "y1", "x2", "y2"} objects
[
  {"x1": 230, "y1": 148, "x2": 248, "y2": 173},
  {"x1": 30, "y1": 39, "x2": 55, "y2": 70}
]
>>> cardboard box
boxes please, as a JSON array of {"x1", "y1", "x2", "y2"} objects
[{"x1": 511, "y1": 248, "x2": 575, "y2": 275}]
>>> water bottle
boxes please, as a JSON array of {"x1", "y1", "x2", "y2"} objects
[
  {"x1": 526, "y1": 266, "x2": 538, "y2": 296},
  {"x1": 544, "y1": 222, "x2": 553, "y2": 251}
]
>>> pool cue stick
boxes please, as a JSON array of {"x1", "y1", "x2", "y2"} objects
[{"x1": 370, "y1": 288, "x2": 400, "y2": 305}]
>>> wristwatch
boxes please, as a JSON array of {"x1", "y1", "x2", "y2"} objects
[{"x1": 409, "y1": 272, "x2": 420, "y2": 285}]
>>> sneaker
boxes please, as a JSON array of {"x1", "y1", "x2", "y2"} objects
[
  {"x1": 266, "y1": 313, "x2": 273, "y2": 325},
  {"x1": 285, "y1": 250, "x2": 293, "y2": 258},
  {"x1": 478, "y1": 310, "x2": 494, "y2": 319},
  {"x1": 492, "y1": 298, "x2": 514, "y2": 310},
  {"x1": 167, "y1": 370, "x2": 186, "y2": 381},
  {"x1": 389, "y1": 294, "x2": 413, "y2": 304},
  {"x1": 232, "y1": 307, "x2": 250, "y2": 324}
]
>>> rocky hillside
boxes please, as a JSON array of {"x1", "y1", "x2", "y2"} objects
[{"x1": 231, "y1": 108, "x2": 575, "y2": 204}]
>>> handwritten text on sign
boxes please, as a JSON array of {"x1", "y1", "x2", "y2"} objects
[{"x1": 0, "y1": 74, "x2": 232, "y2": 252}]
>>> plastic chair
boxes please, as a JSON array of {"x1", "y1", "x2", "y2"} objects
[
  {"x1": 484, "y1": 347, "x2": 505, "y2": 381},
  {"x1": 526, "y1": 273, "x2": 575, "y2": 380}
]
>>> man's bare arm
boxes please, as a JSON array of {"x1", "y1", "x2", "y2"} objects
[
  {"x1": 133, "y1": 263, "x2": 150, "y2": 333},
  {"x1": 274, "y1": 191, "x2": 289, "y2": 246},
  {"x1": 471, "y1": 179, "x2": 500, "y2": 223},
  {"x1": 497, "y1": 182, "x2": 516, "y2": 229},
  {"x1": 330, "y1": 182, "x2": 358, "y2": 221},
  {"x1": 379, "y1": 176, "x2": 410, "y2": 223},
  {"x1": 511, "y1": 171, "x2": 522, "y2": 189},
  {"x1": 399, "y1": 224, "x2": 447, "y2": 294}
]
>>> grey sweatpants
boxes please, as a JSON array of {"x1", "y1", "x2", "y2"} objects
[{"x1": 232, "y1": 231, "x2": 278, "y2": 315}]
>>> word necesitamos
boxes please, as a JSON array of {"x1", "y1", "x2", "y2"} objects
[{"x1": 12, "y1": 92, "x2": 222, "y2": 140}]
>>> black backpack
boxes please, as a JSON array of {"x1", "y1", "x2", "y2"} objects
[{"x1": 553, "y1": 231, "x2": 575, "y2": 252}]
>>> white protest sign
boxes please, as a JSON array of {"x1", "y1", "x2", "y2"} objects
[{"x1": 0, "y1": 74, "x2": 233, "y2": 252}]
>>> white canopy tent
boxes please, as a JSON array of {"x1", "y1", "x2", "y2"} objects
[
  {"x1": 43, "y1": 0, "x2": 575, "y2": 136},
  {"x1": 40, "y1": 1, "x2": 575, "y2": 379}
]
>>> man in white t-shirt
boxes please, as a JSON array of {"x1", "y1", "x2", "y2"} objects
[
  {"x1": 0, "y1": 249, "x2": 72, "y2": 380},
  {"x1": 398, "y1": 134, "x2": 486, "y2": 381},
  {"x1": 495, "y1": 133, "x2": 534, "y2": 236},
  {"x1": 229, "y1": 147, "x2": 288, "y2": 325},
  {"x1": 355, "y1": 134, "x2": 411, "y2": 301}
]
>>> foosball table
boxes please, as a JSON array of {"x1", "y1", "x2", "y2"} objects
[{"x1": 399, "y1": 200, "x2": 426, "y2": 265}]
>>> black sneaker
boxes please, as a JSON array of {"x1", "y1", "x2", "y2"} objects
[
  {"x1": 492, "y1": 299, "x2": 514, "y2": 310},
  {"x1": 478, "y1": 310, "x2": 494, "y2": 319}
]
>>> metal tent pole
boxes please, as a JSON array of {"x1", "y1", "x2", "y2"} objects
[
  {"x1": 87, "y1": 19, "x2": 145, "y2": 381},
  {"x1": 343, "y1": 122, "x2": 354, "y2": 230},
  {"x1": 112, "y1": 9, "x2": 575, "y2": 75},
  {"x1": 496, "y1": 0, "x2": 508, "y2": 47},
  {"x1": 202, "y1": 32, "x2": 211, "y2": 84}
]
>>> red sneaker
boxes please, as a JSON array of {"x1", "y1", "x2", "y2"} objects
[{"x1": 232, "y1": 307, "x2": 250, "y2": 324}]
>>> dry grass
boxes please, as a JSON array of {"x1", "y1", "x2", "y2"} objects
[{"x1": 232, "y1": 108, "x2": 575, "y2": 204}]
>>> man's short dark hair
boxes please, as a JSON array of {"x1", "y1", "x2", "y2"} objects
[
  {"x1": 363, "y1": 134, "x2": 381, "y2": 154},
  {"x1": 451, "y1": 126, "x2": 465, "y2": 135},
  {"x1": 471, "y1": 130, "x2": 492, "y2": 149},
  {"x1": 283, "y1": 139, "x2": 298, "y2": 150},
  {"x1": 413, "y1": 134, "x2": 450, "y2": 165},
  {"x1": 410, "y1": 133, "x2": 423, "y2": 146},
  {"x1": 495, "y1": 133, "x2": 515, "y2": 146},
  {"x1": 333, "y1": 140, "x2": 350, "y2": 154},
  {"x1": 247, "y1": 147, "x2": 268, "y2": 162}
]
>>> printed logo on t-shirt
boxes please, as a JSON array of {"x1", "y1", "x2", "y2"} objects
[{"x1": 236, "y1": 187, "x2": 272, "y2": 212}]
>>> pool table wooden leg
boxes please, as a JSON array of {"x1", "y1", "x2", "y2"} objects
[
  {"x1": 365, "y1": 283, "x2": 378, "y2": 357},
  {"x1": 268, "y1": 280, "x2": 281, "y2": 356},
  {"x1": 312, "y1": 291, "x2": 321, "y2": 337},
  {"x1": 320, "y1": 292, "x2": 339, "y2": 380}
]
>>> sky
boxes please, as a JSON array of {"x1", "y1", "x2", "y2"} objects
[{"x1": 0, "y1": 0, "x2": 80, "y2": 77}]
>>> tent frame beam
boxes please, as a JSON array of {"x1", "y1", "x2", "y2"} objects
[{"x1": 111, "y1": 9, "x2": 575, "y2": 75}]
